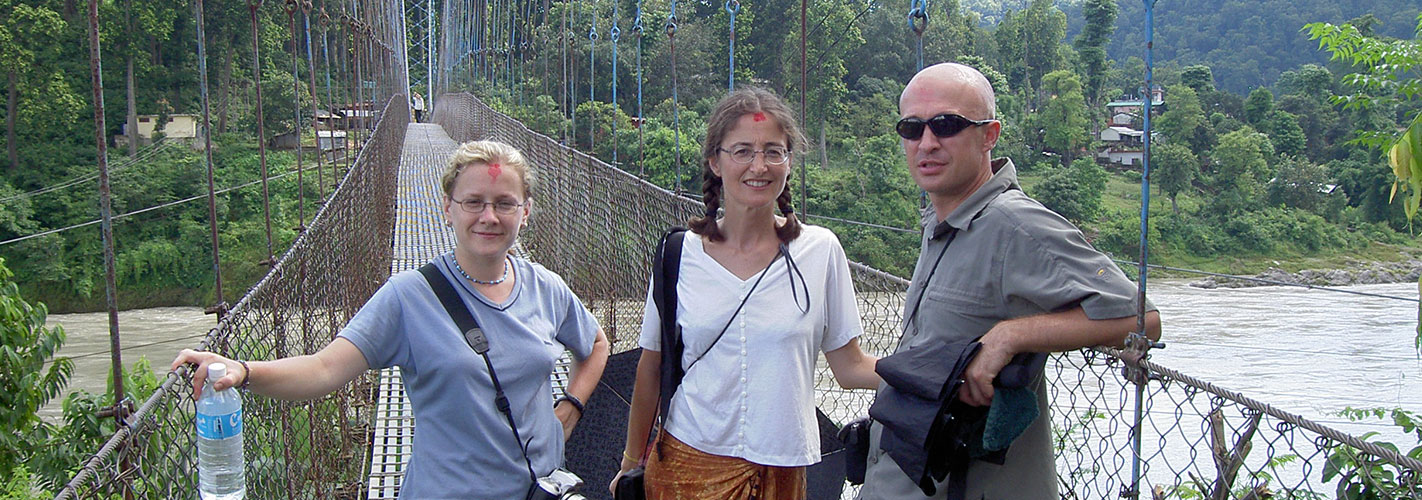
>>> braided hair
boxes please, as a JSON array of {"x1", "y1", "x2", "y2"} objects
[{"x1": 689, "y1": 87, "x2": 807, "y2": 244}]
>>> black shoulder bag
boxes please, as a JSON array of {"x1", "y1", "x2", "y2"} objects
[{"x1": 419, "y1": 263, "x2": 584, "y2": 500}]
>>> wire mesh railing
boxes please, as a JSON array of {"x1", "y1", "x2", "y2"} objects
[
  {"x1": 435, "y1": 91, "x2": 1422, "y2": 499},
  {"x1": 53, "y1": 95, "x2": 408, "y2": 500}
]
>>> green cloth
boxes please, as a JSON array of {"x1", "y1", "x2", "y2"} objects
[{"x1": 969, "y1": 386, "x2": 1039, "y2": 457}]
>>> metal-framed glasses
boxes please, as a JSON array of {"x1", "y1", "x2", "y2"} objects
[
  {"x1": 717, "y1": 145, "x2": 790, "y2": 165},
  {"x1": 895, "y1": 114, "x2": 996, "y2": 140},
  {"x1": 451, "y1": 198, "x2": 524, "y2": 215}
]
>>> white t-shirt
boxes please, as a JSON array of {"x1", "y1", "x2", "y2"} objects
[{"x1": 639, "y1": 225, "x2": 863, "y2": 466}]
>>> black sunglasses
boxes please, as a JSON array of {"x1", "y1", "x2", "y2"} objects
[{"x1": 895, "y1": 114, "x2": 995, "y2": 140}]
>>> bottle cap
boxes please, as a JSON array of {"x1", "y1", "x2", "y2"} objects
[{"x1": 208, "y1": 362, "x2": 228, "y2": 380}]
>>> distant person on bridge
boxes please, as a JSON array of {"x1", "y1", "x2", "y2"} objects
[
  {"x1": 411, "y1": 91, "x2": 425, "y2": 122},
  {"x1": 613, "y1": 87, "x2": 882, "y2": 499},
  {"x1": 856, "y1": 62, "x2": 1162, "y2": 499},
  {"x1": 173, "y1": 140, "x2": 611, "y2": 499}
]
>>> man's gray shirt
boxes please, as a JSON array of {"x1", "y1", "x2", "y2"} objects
[{"x1": 860, "y1": 158, "x2": 1152, "y2": 499}]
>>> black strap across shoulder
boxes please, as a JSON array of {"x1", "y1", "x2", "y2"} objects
[
  {"x1": 418, "y1": 262, "x2": 541, "y2": 499},
  {"x1": 651, "y1": 228, "x2": 687, "y2": 454}
]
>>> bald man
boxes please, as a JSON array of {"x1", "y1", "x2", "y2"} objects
[{"x1": 858, "y1": 63, "x2": 1162, "y2": 499}]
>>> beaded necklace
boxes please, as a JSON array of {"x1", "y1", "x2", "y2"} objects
[{"x1": 454, "y1": 255, "x2": 509, "y2": 285}]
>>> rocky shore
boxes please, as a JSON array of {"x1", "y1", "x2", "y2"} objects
[{"x1": 1189, "y1": 260, "x2": 1422, "y2": 289}]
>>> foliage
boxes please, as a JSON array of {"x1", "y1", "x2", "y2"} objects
[
  {"x1": 1039, "y1": 70, "x2": 1090, "y2": 164},
  {"x1": 1072, "y1": 0, "x2": 1117, "y2": 106},
  {"x1": 1151, "y1": 142, "x2": 1198, "y2": 213},
  {"x1": 1326, "y1": 408, "x2": 1422, "y2": 500},
  {"x1": 1032, "y1": 158, "x2": 1106, "y2": 224},
  {"x1": 0, "y1": 256, "x2": 71, "y2": 476},
  {"x1": 0, "y1": 465, "x2": 51, "y2": 500},
  {"x1": 1307, "y1": 13, "x2": 1422, "y2": 351}
]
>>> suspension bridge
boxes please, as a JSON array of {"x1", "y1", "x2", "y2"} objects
[{"x1": 36, "y1": 0, "x2": 1422, "y2": 498}]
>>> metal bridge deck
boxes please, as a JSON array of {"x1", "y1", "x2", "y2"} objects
[{"x1": 366, "y1": 123, "x2": 571, "y2": 499}]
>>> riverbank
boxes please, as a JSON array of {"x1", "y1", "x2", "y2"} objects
[{"x1": 1189, "y1": 259, "x2": 1422, "y2": 289}]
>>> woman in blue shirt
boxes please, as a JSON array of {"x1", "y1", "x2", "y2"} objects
[{"x1": 174, "y1": 140, "x2": 611, "y2": 499}]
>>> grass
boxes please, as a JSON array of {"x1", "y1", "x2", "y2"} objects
[{"x1": 1018, "y1": 168, "x2": 1422, "y2": 279}]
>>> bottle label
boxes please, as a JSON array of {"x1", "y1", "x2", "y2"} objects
[{"x1": 196, "y1": 409, "x2": 243, "y2": 440}]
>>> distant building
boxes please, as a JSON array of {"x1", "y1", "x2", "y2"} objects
[
  {"x1": 1097, "y1": 87, "x2": 1165, "y2": 168},
  {"x1": 114, "y1": 114, "x2": 202, "y2": 146}
]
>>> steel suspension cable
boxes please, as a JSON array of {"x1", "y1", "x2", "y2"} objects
[
  {"x1": 588, "y1": 7, "x2": 598, "y2": 151},
  {"x1": 610, "y1": 1, "x2": 620, "y2": 166},
  {"x1": 196, "y1": 0, "x2": 227, "y2": 318},
  {"x1": 908, "y1": 0, "x2": 928, "y2": 71},
  {"x1": 320, "y1": 7, "x2": 339, "y2": 175},
  {"x1": 86, "y1": 0, "x2": 128, "y2": 445},
  {"x1": 799, "y1": 0, "x2": 807, "y2": 216},
  {"x1": 668, "y1": 0, "x2": 681, "y2": 194},
  {"x1": 561, "y1": 0, "x2": 569, "y2": 143},
  {"x1": 287, "y1": 0, "x2": 307, "y2": 230},
  {"x1": 633, "y1": 2, "x2": 644, "y2": 176},
  {"x1": 726, "y1": 0, "x2": 739, "y2": 91},
  {"x1": 303, "y1": 0, "x2": 329, "y2": 198},
  {"x1": 250, "y1": 0, "x2": 275, "y2": 263}
]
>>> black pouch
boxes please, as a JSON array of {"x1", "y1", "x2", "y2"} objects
[
  {"x1": 613, "y1": 466, "x2": 646, "y2": 500},
  {"x1": 838, "y1": 418, "x2": 872, "y2": 485}
]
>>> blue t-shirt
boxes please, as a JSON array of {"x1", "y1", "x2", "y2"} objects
[{"x1": 339, "y1": 254, "x2": 600, "y2": 499}]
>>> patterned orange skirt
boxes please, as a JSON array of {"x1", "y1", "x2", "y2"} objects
[{"x1": 644, "y1": 432, "x2": 807, "y2": 500}]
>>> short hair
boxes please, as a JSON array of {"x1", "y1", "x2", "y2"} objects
[{"x1": 442, "y1": 140, "x2": 535, "y2": 199}]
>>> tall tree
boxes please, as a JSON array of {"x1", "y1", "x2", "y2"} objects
[
  {"x1": 0, "y1": 2, "x2": 65, "y2": 172},
  {"x1": 1156, "y1": 84, "x2": 1214, "y2": 154},
  {"x1": 1039, "y1": 70, "x2": 1089, "y2": 163},
  {"x1": 1210, "y1": 126, "x2": 1275, "y2": 214},
  {"x1": 1072, "y1": 0, "x2": 1116, "y2": 106},
  {"x1": 1153, "y1": 142, "x2": 1198, "y2": 214},
  {"x1": 1243, "y1": 87, "x2": 1274, "y2": 126},
  {"x1": 1262, "y1": 108, "x2": 1308, "y2": 158}
]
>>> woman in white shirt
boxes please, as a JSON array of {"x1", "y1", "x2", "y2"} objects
[{"x1": 613, "y1": 87, "x2": 881, "y2": 499}]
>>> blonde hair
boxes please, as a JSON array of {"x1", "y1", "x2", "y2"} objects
[{"x1": 441, "y1": 140, "x2": 536, "y2": 199}]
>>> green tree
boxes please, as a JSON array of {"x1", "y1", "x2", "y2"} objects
[
  {"x1": 1262, "y1": 109, "x2": 1308, "y2": 158},
  {"x1": 1210, "y1": 127, "x2": 1275, "y2": 215},
  {"x1": 1266, "y1": 156, "x2": 1330, "y2": 213},
  {"x1": 1243, "y1": 87, "x2": 1274, "y2": 126},
  {"x1": 1180, "y1": 65, "x2": 1215, "y2": 94},
  {"x1": 0, "y1": 256, "x2": 71, "y2": 474},
  {"x1": 1156, "y1": 84, "x2": 1214, "y2": 153},
  {"x1": 0, "y1": 1, "x2": 66, "y2": 173},
  {"x1": 1073, "y1": 0, "x2": 1116, "y2": 106},
  {"x1": 1033, "y1": 158, "x2": 1107, "y2": 224},
  {"x1": 1152, "y1": 142, "x2": 1198, "y2": 214},
  {"x1": 1039, "y1": 70, "x2": 1089, "y2": 164}
]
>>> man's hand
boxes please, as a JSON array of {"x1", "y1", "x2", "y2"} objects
[{"x1": 958, "y1": 337, "x2": 1013, "y2": 407}]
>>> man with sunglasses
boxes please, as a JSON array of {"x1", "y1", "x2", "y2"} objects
[{"x1": 858, "y1": 63, "x2": 1161, "y2": 499}]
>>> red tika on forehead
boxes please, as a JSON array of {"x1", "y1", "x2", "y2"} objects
[
  {"x1": 752, "y1": 112, "x2": 768, "y2": 122},
  {"x1": 487, "y1": 163, "x2": 502, "y2": 180}
]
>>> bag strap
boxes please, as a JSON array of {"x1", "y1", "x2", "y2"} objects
[
  {"x1": 418, "y1": 262, "x2": 541, "y2": 498},
  {"x1": 650, "y1": 228, "x2": 686, "y2": 458}
]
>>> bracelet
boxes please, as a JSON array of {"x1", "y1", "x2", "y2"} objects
[
  {"x1": 235, "y1": 359, "x2": 252, "y2": 391},
  {"x1": 623, "y1": 450, "x2": 638, "y2": 462},
  {"x1": 556, "y1": 394, "x2": 584, "y2": 415}
]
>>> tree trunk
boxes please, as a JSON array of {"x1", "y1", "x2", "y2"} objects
[
  {"x1": 126, "y1": 0, "x2": 137, "y2": 158},
  {"x1": 215, "y1": 49, "x2": 233, "y2": 134},
  {"x1": 7, "y1": 70, "x2": 17, "y2": 173},
  {"x1": 127, "y1": 56, "x2": 138, "y2": 158},
  {"x1": 1170, "y1": 194, "x2": 1179, "y2": 214}
]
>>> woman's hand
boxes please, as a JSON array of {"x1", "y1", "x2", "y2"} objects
[
  {"x1": 608, "y1": 455, "x2": 639, "y2": 495},
  {"x1": 170, "y1": 348, "x2": 245, "y2": 400},
  {"x1": 554, "y1": 400, "x2": 581, "y2": 441}
]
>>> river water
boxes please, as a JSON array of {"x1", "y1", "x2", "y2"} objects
[{"x1": 41, "y1": 280, "x2": 1422, "y2": 485}]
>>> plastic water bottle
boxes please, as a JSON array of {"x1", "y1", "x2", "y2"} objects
[{"x1": 196, "y1": 363, "x2": 245, "y2": 500}]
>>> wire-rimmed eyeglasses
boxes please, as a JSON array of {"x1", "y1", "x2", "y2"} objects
[
  {"x1": 450, "y1": 198, "x2": 524, "y2": 215},
  {"x1": 717, "y1": 145, "x2": 790, "y2": 165}
]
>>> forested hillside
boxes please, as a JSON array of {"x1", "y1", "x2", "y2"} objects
[{"x1": 2, "y1": 0, "x2": 1420, "y2": 315}]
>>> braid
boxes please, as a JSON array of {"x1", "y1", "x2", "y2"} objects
[
  {"x1": 775, "y1": 183, "x2": 802, "y2": 243},
  {"x1": 689, "y1": 167, "x2": 725, "y2": 242}
]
